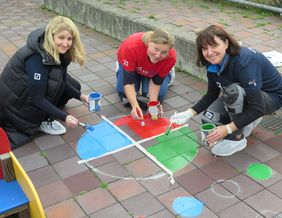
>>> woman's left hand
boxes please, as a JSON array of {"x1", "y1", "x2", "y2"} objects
[
  {"x1": 207, "y1": 125, "x2": 228, "y2": 143},
  {"x1": 80, "y1": 94, "x2": 89, "y2": 105},
  {"x1": 159, "y1": 104, "x2": 164, "y2": 117}
]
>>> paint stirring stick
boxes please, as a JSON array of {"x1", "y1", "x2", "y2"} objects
[{"x1": 136, "y1": 108, "x2": 145, "y2": 126}]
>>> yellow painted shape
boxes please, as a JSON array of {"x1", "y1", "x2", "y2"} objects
[{"x1": 10, "y1": 152, "x2": 46, "y2": 218}]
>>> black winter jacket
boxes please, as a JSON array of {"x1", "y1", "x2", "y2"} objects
[{"x1": 0, "y1": 29, "x2": 71, "y2": 147}]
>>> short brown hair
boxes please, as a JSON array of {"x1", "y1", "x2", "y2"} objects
[{"x1": 196, "y1": 25, "x2": 240, "y2": 66}]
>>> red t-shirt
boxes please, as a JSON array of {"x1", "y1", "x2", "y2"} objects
[{"x1": 117, "y1": 32, "x2": 176, "y2": 78}]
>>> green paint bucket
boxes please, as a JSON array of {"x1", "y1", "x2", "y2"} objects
[{"x1": 201, "y1": 123, "x2": 216, "y2": 146}]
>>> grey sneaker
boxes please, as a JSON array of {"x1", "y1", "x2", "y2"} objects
[
  {"x1": 211, "y1": 138, "x2": 247, "y2": 156},
  {"x1": 243, "y1": 117, "x2": 262, "y2": 137},
  {"x1": 39, "y1": 119, "x2": 66, "y2": 135}
]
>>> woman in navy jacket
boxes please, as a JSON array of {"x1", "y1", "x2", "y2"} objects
[{"x1": 171, "y1": 25, "x2": 282, "y2": 156}]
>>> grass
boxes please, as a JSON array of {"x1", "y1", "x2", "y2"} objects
[{"x1": 100, "y1": 181, "x2": 108, "y2": 189}]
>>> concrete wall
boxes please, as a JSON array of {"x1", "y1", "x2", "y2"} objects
[{"x1": 43, "y1": 0, "x2": 206, "y2": 80}]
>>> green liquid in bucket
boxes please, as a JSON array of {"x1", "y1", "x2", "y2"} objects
[
  {"x1": 247, "y1": 163, "x2": 273, "y2": 180},
  {"x1": 201, "y1": 123, "x2": 215, "y2": 131}
]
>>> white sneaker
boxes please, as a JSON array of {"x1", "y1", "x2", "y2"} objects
[
  {"x1": 211, "y1": 138, "x2": 247, "y2": 156},
  {"x1": 39, "y1": 119, "x2": 66, "y2": 135},
  {"x1": 243, "y1": 117, "x2": 262, "y2": 137}
]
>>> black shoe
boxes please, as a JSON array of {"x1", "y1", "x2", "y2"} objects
[
  {"x1": 137, "y1": 96, "x2": 148, "y2": 110},
  {"x1": 120, "y1": 97, "x2": 131, "y2": 108}
]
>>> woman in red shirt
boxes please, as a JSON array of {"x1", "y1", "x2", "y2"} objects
[{"x1": 116, "y1": 28, "x2": 177, "y2": 120}]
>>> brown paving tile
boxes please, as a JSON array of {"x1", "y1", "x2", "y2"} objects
[
  {"x1": 245, "y1": 189, "x2": 282, "y2": 217},
  {"x1": 191, "y1": 147, "x2": 217, "y2": 168},
  {"x1": 221, "y1": 174, "x2": 264, "y2": 200},
  {"x1": 251, "y1": 127, "x2": 276, "y2": 142},
  {"x1": 53, "y1": 157, "x2": 88, "y2": 179},
  {"x1": 76, "y1": 188, "x2": 116, "y2": 214},
  {"x1": 96, "y1": 104, "x2": 123, "y2": 117},
  {"x1": 147, "y1": 209, "x2": 175, "y2": 218},
  {"x1": 44, "y1": 143, "x2": 76, "y2": 164},
  {"x1": 140, "y1": 174, "x2": 178, "y2": 196},
  {"x1": 28, "y1": 165, "x2": 60, "y2": 188},
  {"x1": 13, "y1": 141, "x2": 39, "y2": 158},
  {"x1": 121, "y1": 192, "x2": 164, "y2": 217},
  {"x1": 34, "y1": 134, "x2": 65, "y2": 150},
  {"x1": 125, "y1": 157, "x2": 161, "y2": 178},
  {"x1": 94, "y1": 161, "x2": 130, "y2": 183},
  {"x1": 62, "y1": 126, "x2": 85, "y2": 143},
  {"x1": 268, "y1": 180, "x2": 282, "y2": 199},
  {"x1": 113, "y1": 147, "x2": 144, "y2": 165},
  {"x1": 90, "y1": 203, "x2": 131, "y2": 218},
  {"x1": 244, "y1": 142, "x2": 280, "y2": 162},
  {"x1": 37, "y1": 181, "x2": 72, "y2": 208},
  {"x1": 45, "y1": 198, "x2": 86, "y2": 218},
  {"x1": 264, "y1": 135, "x2": 282, "y2": 153},
  {"x1": 200, "y1": 159, "x2": 238, "y2": 181},
  {"x1": 266, "y1": 155, "x2": 282, "y2": 174},
  {"x1": 157, "y1": 187, "x2": 192, "y2": 215},
  {"x1": 108, "y1": 179, "x2": 146, "y2": 201},
  {"x1": 173, "y1": 162, "x2": 196, "y2": 177},
  {"x1": 219, "y1": 201, "x2": 260, "y2": 217},
  {"x1": 63, "y1": 170, "x2": 100, "y2": 195},
  {"x1": 196, "y1": 184, "x2": 240, "y2": 214},
  {"x1": 176, "y1": 168, "x2": 215, "y2": 195},
  {"x1": 88, "y1": 155, "x2": 115, "y2": 167},
  {"x1": 222, "y1": 151, "x2": 258, "y2": 172},
  {"x1": 18, "y1": 152, "x2": 49, "y2": 172}
]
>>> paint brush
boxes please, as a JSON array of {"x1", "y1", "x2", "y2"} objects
[
  {"x1": 165, "y1": 112, "x2": 176, "y2": 135},
  {"x1": 79, "y1": 122, "x2": 95, "y2": 131},
  {"x1": 165, "y1": 121, "x2": 173, "y2": 135},
  {"x1": 136, "y1": 108, "x2": 145, "y2": 126}
]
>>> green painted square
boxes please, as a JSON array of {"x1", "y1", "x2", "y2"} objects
[
  {"x1": 157, "y1": 130, "x2": 183, "y2": 143},
  {"x1": 182, "y1": 149, "x2": 198, "y2": 162},
  {"x1": 179, "y1": 127, "x2": 193, "y2": 135},
  {"x1": 162, "y1": 156, "x2": 188, "y2": 172},
  {"x1": 187, "y1": 132, "x2": 198, "y2": 142},
  {"x1": 147, "y1": 143, "x2": 178, "y2": 162},
  {"x1": 168, "y1": 135, "x2": 199, "y2": 149}
]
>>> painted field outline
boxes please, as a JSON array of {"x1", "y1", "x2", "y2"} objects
[{"x1": 77, "y1": 115, "x2": 189, "y2": 184}]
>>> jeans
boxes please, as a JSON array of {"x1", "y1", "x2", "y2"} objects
[{"x1": 116, "y1": 63, "x2": 171, "y2": 101}]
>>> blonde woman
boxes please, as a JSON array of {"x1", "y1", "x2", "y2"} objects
[
  {"x1": 0, "y1": 16, "x2": 88, "y2": 148},
  {"x1": 116, "y1": 28, "x2": 177, "y2": 120}
]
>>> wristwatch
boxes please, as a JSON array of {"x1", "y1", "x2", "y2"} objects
[{"x1": 226, "y1": 124, "x2": 233, "y2": 134}]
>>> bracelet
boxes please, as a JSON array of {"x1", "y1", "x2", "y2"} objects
[{"x1": 226, "y1": 124, "x2": 233, "y2": 134}]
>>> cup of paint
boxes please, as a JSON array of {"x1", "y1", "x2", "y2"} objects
[
  {"x1": 147, "y1": 101, "x2": 160, "y2": 120},
  {"x1": 88, "y1": 92, "x2": 102, "y2": 112},
  {"x1": 201, "y1": 123, "x2": 217, "y2": 146}
]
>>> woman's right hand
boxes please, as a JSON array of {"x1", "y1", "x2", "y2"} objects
[
  {"x1": 131, "y1": 106, "x2": 143, "y2": 120},
  {"x1": 65, "y1": 115, "x2": 79, "y2": 128}
]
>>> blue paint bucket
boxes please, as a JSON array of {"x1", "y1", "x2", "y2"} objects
[{"x1": 89, "y1": 92, "x2": 102, "y2": 112}]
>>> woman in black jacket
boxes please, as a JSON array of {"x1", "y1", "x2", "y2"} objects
[{"x1": 0, "y1": 16, "x2": 88, "y2": 148}]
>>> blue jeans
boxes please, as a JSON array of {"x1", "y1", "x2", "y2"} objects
[{"x1": 116, "y1": 63, "x2": 171, "y2": 101}]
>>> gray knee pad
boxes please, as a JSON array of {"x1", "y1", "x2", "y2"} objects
[{"x1": 223, "y1": 83, "x2": 245, "y2": 114}]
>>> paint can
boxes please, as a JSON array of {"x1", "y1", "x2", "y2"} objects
[
  {"x1": 89, "y1": 92, "x2": 102, "y2": 112},
  {"x1": 147, "y1": 101, "x2": 160, "y2": 120},
  {"x1": 201, "y1": 123, "x2": 217, "y2": 146}
]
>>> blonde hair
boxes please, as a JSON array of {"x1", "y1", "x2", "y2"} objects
[
  {"x1": 43, "y1": 16, "x2": 85, "y2": 65},
  {"x1": 142, "y1": 28, "x2": 175, "y2": 48}
]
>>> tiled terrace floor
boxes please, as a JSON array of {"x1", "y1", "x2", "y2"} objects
[{"x1": 1, "y1": 0, "x2": 282, "y2": 217}]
